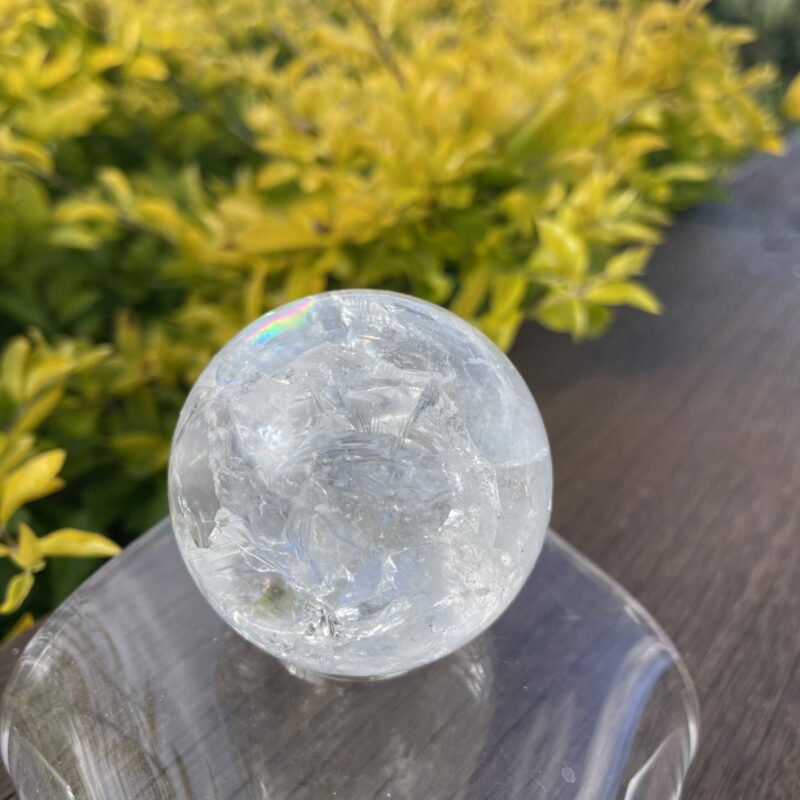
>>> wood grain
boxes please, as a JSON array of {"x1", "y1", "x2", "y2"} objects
[
  {"x1": 1, "y1": 138, "x2": 799, "y2": 798},
  {"x1": 511, "y1": 136, "x2": 800, "y2": 799},
  {"x1": 0, "y1": 624, "x2": 40, "y2": 800}
]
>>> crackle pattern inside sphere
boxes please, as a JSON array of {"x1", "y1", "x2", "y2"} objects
[{"x1": 169, "y1": 291, "x2": 552, "y2": 677}]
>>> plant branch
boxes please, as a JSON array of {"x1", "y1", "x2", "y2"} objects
[
  {"x1": 0, "y1": 155, "x2": 176, "y2": 247},
  {"x1": 349, "y1": 0, "x2": 407, "y2": 89},
  {"x1": 0, "y1": 526, "x2": 13, "y2": 547}
]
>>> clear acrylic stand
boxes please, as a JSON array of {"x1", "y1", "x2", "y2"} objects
[{"x1": 1, "y1": 519, "x2": 698, "y2": 799}]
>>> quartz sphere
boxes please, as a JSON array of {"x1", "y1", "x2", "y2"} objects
[{"x1": 169, "y1": 290, "x2": 552, "y2": 678}]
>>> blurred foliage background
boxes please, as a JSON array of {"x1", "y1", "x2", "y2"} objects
[
  {"x1": 711, "y1": 0, "x2": 800, "y2": 80},
  {"x1": 0, "y1": 0, "x2": 791, "y2": 633}
]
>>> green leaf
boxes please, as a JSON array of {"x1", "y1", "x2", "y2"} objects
[
  {"x1": 109, "y1": 432, "x2": 170, "y2": 477},
  {"x1": 47, "y1": 556, "x2": 100, "y2": 607}
]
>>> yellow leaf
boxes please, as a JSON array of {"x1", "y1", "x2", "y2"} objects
[
  {"x1": 15, "y1": 85, "x2": 108, "y2": 139},
  {"x1": 2, "y1": 611, "x2": 35, "y2": 643},
  {"x1": 50, "y1": 226, "x2": 101, "y2": 249},
  {"x1": 74, "y1": 346, "x2": 112, "y2": 372},
  {"x1": 0, "y1": 572, "x2": 34, "y2": 615},
  {"x1": 721, "y1": 25, "x2": 756, "y2": 47},
  {"x1": 38, "y1": 529, "x2": 121, "y2": 559},
  {"x1": 24, "y1": 353, "x2": 74, "y2": 399},
  {"x1": 491, "y1": 274, "x2": 528, "y2": 316},
  {"x1": 479, "y1": 309, "x2": 524, "y2": 352},
  {"x1": 0, "y1": 127, "x2": 53, "y2": 172},
  {"x1": 617, "y1": 133, "x2": 668, "y2": 159},
  {"x1": 450, "y1": 266, "x2": 490, "y2": 318},
  {"x1": 602, "y1": 221, "x2": 662, "y2": 245},
  {"x1": 12, "y1": 522, "x2": 45, "y2": 572},
  {"x1": 32, "y1": 4, "x2": 56, "y2": 27},
  {"x1": 759, "y1": 136, "x2": 784, "y2": 156},
  {"x1": 238, "y1": 217, "x2": 323, "y2": 255},
  {"x1": 244, "y1": 263, "x2": 268, "y2": 322},
  {"x1": 537, "y1": 219, "x2": 588, "y2": 278},
  {"x1": 134, "y1": 198, "x2": 183, "y2": 231},
  {"x1": 783, "y1": 74, "x2": 800, "y2": 122},
  {"x1": 584, "y1": 281, "x2": 662, "y2": 313},
  {"x1": 534, "y1": 294, "x2": 589, "y2": 339},
  {"x1": 500, "y1": 190, "x2": 535, "y2": 236},
  {"x1": 128, "y1": 54, "x2": 169, "y2": 81},
  {"x1": 282, "y1": 265, "x2": 327, "y2": 301},
  {"x1": 37, "y1": 45, "x2": 81, "y2": 89},
  {"x1": 1, "y1": 337, "x2": 31, "y2": 403},
  {"x1": 90, "y1": 46, "x2": 127, "y2": 72},
  {"x1": 256, "y1": 162, "x2": 300, "y2": 190},
  {"x1": 11, "y1": 386, "x2": 64, "y2": 436},
  {"x1": 0, "y1": 434, "x2": 35, "y2": 477},
  {"x1": 506, "y1": 92, "x2": 568, "y2": 164},
  {"x1": 605, "y1": 247, "x2": 652, "y2": 279},
  {"x1": 655, "y1": 163, "x2": 713, "y2": 183},
  {"x1": 99, "y1": 168, "x2": 134, "y2": 209},
  {"x1": 54, "y1": 199, "x2": 118, "y2": 225},
  {"x1": 0, "y1": 449, "x2": 66, "y2": 523}
]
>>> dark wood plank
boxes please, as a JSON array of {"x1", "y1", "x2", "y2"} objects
[
  {"x1": 0, "y1": 624, "x2": 41, "y2": 800},
  {"x1": 1, "y1": 137, "x2": 799, "y2": 798},
  {"x1": 511, "y1": 134, "x2": 800, "y2": 799}
]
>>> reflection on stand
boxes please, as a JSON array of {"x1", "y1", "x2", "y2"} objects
[{"x1": 1, "y1": 521, "x2": 698, "y2": 800}]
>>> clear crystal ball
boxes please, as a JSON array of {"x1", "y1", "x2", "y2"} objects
[{"x1": 169, "y1": 290, "x2": 552, "y2": 678}]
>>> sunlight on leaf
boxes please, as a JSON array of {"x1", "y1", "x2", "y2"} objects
[
  {"x1": 0, "y1": 572, "x2": 34, "y2": 615},
  {"x1": 38, "y1": 529, "x2": 122, "y2": 559},
  {"x1": 783, "y1": 74, "x2": 800, "y2": 121},
  {"x1": 584, "y1": 281, "x2": 663, "y2": 314},
  {"x1": 0, "y1": 449, "x2": 66, "y2": 524},
  {"x1": 13, "y1": 522, "x2": 46, "y2": 572}
]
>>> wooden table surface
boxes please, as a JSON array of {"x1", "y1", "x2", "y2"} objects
[{"x1": 1, "y1": 140, "x2": 799, "y2": 799}]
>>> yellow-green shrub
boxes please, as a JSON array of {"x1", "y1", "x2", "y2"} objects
[
  {"x1": 0, "y1": 0, "x2": 783, "y2": 627},
  {"x1": 0, "y1": 334, "x2": 119, "y2": 620}
]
